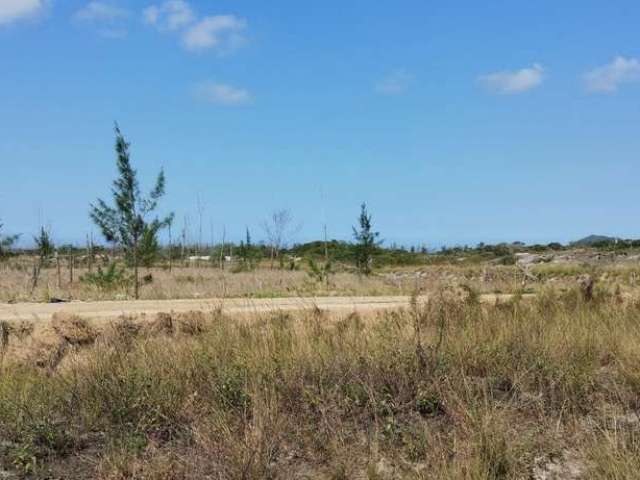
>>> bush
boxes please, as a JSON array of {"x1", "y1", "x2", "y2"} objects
[{"x1": 81, "y1": 263, "x2": 132, "y2": 292}]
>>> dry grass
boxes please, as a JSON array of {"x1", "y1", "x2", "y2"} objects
[
  {"x1": 1, "y1": 289, "x2": 640, "y2": 478},
  {"x1": 0, "y1": 263, "x2": 513, "y2": 303},
  {"x1": 0, "y1": 259, "x2": 607, "y2": 303}
]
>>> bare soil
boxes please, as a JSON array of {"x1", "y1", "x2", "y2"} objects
[{"x1": 0, "y1": 293, "x2": 525, "y2": 323}]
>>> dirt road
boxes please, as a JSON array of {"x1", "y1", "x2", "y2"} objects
[{"x1": 0, "y1": 294, "x2": 527, "y2": 323}]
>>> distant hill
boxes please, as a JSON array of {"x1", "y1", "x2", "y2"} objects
[{"x1": 571, "y1": 235, "x2": 619, "y2": 246}]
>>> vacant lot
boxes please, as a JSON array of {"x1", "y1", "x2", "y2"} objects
[
  {"x1": 1, "y1": 288, "x2": 639, "y2": 479},
  {"x1": 2, "y1": 256, "x2": 639, "y2": 303},
  {"x1": 0, "y1": 263, "x2": 518, "y2": 303}
]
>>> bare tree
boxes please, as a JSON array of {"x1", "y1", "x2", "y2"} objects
[
  {"x1": 181, "y1": 214, "x2": 189, "y2": 265},
  {"x1": 320, "y1": 186, "x2": 329, "y2": 263},
  {"x1": 219, "y1": 225, "x2": 226, "y2": 270},
  {"x1": 262, "y1": 209, "x2": 297, "y2": 269},
  {"x1": 168, "y1": 222, "x2": 173, "y2": 272},
  {"x1": 196, "y1": 194, "x2": 205, "y2": 257},
  {"x1": 86, "y1": 232, "x2": 95, "y2": 273},
  {"x1": 209, "y1": 218, "x2": 215, "y2": 256}
]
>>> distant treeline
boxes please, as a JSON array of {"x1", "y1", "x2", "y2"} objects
[{"x1": 6, "y1": 237, "x2": 639, "y2": 269}]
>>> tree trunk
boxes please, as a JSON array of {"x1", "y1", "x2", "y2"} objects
[
  {"x1": 69, "y1": 254, "x2": 74, "y2": 284},
  {"x1": 133, "y1": 242, "x2": 139, "y2": 300},
  {"x1": 220, "y1": 227, "x2": 226, "y2": 270},
  {"x1": 31, "y1": 257, "x2": 44, "y2": 295},
  {"x1": 87, "y1": 234, "x2": 94, "y2": 273},
  {"x1": 168, "y1": 225, "x2": 173, "y2": 273},
  {"x1": 56, "y1": 255, "x2": 61, "y2": 288}
]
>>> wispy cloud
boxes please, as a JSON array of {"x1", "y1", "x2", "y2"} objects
[
  {"x1": 73, "y1": 2, "x2": 130, "y2": 38},
  {"x1": 96, "y1": 27, "x2": 128, "y2": 39},
  {"x1": 74, "y1": 2, "x2": 128, "y2": 22},
  {"x1": 143, "y1": 0, "x2": 194, "y2": 31},
  {"x1": 144, "y1": 1, "x2": 247, "y2": 54},
  {"x1": 182, "y1": 15, "x2": 246, "y2": 53},
  {"x1": 0, "y1": 0, "x2": 47, "y2": 25},
  {"x1": 193, "y1": 81, "x2": 252, "y2": 106},
  {"x1": 375, "y1": 70, "x2": 414, "y2": 95},
  {"x1": 584, "y1": 56, "x2": 640, "y2": 93},
  {"x1": 478, "y1": 64, "x2": 545, "y2": 95}
]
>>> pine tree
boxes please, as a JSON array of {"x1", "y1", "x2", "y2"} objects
[
  {"x1": 30, "y1": 226, "x2": 54, "y2": 293},
  {"x1": 90, "y1": 124, "x2": 173, "y2": 299},
  {"x1": 352, "y1": 203, "x2": 381, "y2": 275},
  {"x1": 34, "y1": 226, "x2": 54, "y2": 259},
  {"x1": 238, "y1": 227, "x2": 257, "y2": 270},
  {"x1": 138, "y1": 225, "x2": 161, "y2": 269},
  {"x1": 0, "y1": 221, "x2": 19, "y2": 258}
]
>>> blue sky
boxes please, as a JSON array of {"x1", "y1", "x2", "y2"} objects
[{"x1": 1, "y1": 1, "x2": 639, "y2": 248}]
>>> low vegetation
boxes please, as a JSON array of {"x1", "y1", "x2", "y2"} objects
[{"x1": 1, "y1": 289, "x2": 639, "y2": 478}]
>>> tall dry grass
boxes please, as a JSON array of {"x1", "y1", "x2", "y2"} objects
[{"x1": 1, "y1": 289, "x2": 640, "y2": 478}]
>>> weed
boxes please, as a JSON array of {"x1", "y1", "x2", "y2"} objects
[{"x1": 81, "y1": 262, "x2": 132, "y2": 293}]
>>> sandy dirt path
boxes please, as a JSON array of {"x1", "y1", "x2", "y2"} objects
[{"x1": 0, "y1": 294, "x2": 527, "y2": 323}]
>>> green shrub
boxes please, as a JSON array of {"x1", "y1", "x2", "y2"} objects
[{"x1": 81, "y1": 262, "x2": 132, "y2": 292}]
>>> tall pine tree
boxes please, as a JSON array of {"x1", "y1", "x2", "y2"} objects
[
  {"x1": 353, "y1": 203, "x2": 381, "y2": 275},
  {"x1": 90, "y1": 124, "x2": 173, "y2": 299}
]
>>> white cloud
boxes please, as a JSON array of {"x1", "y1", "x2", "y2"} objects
[
  {"x1": 182, "y1": 15, "x2": 246, "y2": 53},
  {"x1": 375, "y1": 70, "x2": 414, "y2": 95},
  {"x1": 193, "y1": 81, "x2": 252, "y2": 106},
  {"x1": 478, "y1": 63, "x2": 545, "y2": 95},
  {"x1": 584, "y1": 56, "x2": 640, "y2": 93},
  {"x1": 143, "y1": 0, "x2": 194, "y2": 31},
  {"x1": 143, "y1": 5, "x2": 159, "y2": 24},
  {"x1": 73, "y1": 2, "x2": 130, "y2": 38},
  {"x1": 143, "y1": 2, "x2": 247, "y2": 54},
  {"x1": 0, "y1": 0, "x2": 46, "y2": 25},
  {"x1": 74, "y1": 2, "x2": 129, "y2": 22}
]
